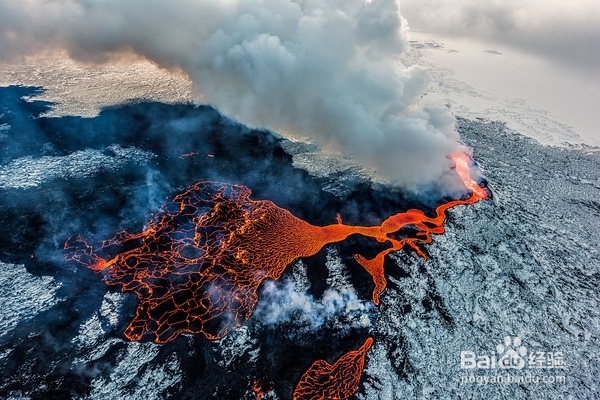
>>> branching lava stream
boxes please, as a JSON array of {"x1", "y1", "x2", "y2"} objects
[{"x1": 65, "y1": 152, "x2": 487, "y2": 397}]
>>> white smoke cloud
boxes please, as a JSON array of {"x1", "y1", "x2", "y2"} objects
[
  {"x1": 0, "y1": 0, "x2": 462, "y2": 186},
  {"x1": 255, "y1": 280, "x2": 373, "y2": 329},
  {"x1": 400, "y1": 0, "x2": 600, "y2": 70}
]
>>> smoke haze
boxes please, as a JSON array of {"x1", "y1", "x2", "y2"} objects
[
  {"x1": 0, "y1": 0, "x2": 462, "y2": 187},
  {"x1": 400, "y1": 0, "x2": 600, "y2": 70}
]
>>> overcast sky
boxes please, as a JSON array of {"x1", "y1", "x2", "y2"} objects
[{"x1": 400, "y1": 0, "x2": 600, "y2": 70}]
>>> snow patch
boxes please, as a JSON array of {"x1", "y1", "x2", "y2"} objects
[
  {"x1": 0, "y1": 261, "x2": 62, "y2": 335},
  {"x1": 0, "y1": 145, "x2": 155, "y2": 189},
  {"x1": 87, "y1": 342, "x2": 181, "y2": 400}
]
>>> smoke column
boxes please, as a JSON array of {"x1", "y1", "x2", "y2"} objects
[{"x1": 0, "y1": 0, "x2": 461, "y2": 186}]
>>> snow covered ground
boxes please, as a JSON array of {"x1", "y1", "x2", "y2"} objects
[
  {"x1": 358, "y1": 118, "x2": 600, "y2": 399},
  {"x1": 0, "y1": 55, "x2": 196, "y2": 118}
]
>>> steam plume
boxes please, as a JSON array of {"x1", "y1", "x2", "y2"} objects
[
  {"x1": 255, "y1": 280, "x2": 372, "y2": 328},
  {"x1": 0, "y1": 0, "x2": 461, "y2": 186}
]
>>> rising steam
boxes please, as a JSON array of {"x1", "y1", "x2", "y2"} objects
[
  {"x1": 255, "y1": 280, "x2": 373, "y2": 329},
  {"x1": 0, "y1": 0, "x2": 460, "y2": 186}
]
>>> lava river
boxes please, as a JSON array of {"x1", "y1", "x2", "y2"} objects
[{"x1": 65, "y1": 152, "x2": 488, "y2": 399}]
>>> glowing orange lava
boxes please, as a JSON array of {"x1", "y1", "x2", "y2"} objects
[
  {"x1": 178, "y1": 152, "x2": 197, "y2": 159},
  {"x1": 252, "y1": 381, "x2": 262, "y2": 400},
  {"x1": 65, "y1": 153, "x2": 487, "y2": 343},
  {"x1": 252, "y1": 380, "x2": 271, "y2": 400},
  {"x1": 293, "y1": 337, "x2": 373, "y2": 400}
]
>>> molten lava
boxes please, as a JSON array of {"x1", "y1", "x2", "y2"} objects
[
  {"x1": 293, "y1": 337, "x2": 373, "y2": 400},
  {"x1": 65, "y1": 153, "x2": 487, "y2": 343}
]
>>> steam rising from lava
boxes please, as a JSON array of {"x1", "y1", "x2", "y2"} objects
[
  {"x1": 64, "y1": 153, "x2": 487, "y2": 343},
  {"x1": 0, "y1": 0, "x2": 460, "y2": 186}
]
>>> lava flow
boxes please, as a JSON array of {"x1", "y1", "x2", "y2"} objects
[
  {"x1": 293, "y1": 337, "x2": 373, "y2": 400},
  {"x1": 65, "y1": 153, "x2": 487, "y2": 343},
  {"x1": 252, "y1": 380, "x2": 272, "y2": 400}
]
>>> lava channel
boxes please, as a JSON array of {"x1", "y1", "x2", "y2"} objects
[
  {"x1": 65, "y1": 153, "x2": 487, "y2": 343},
  {"x1": 293, "y1": 337, "x2": 373, "y2": 400}
]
